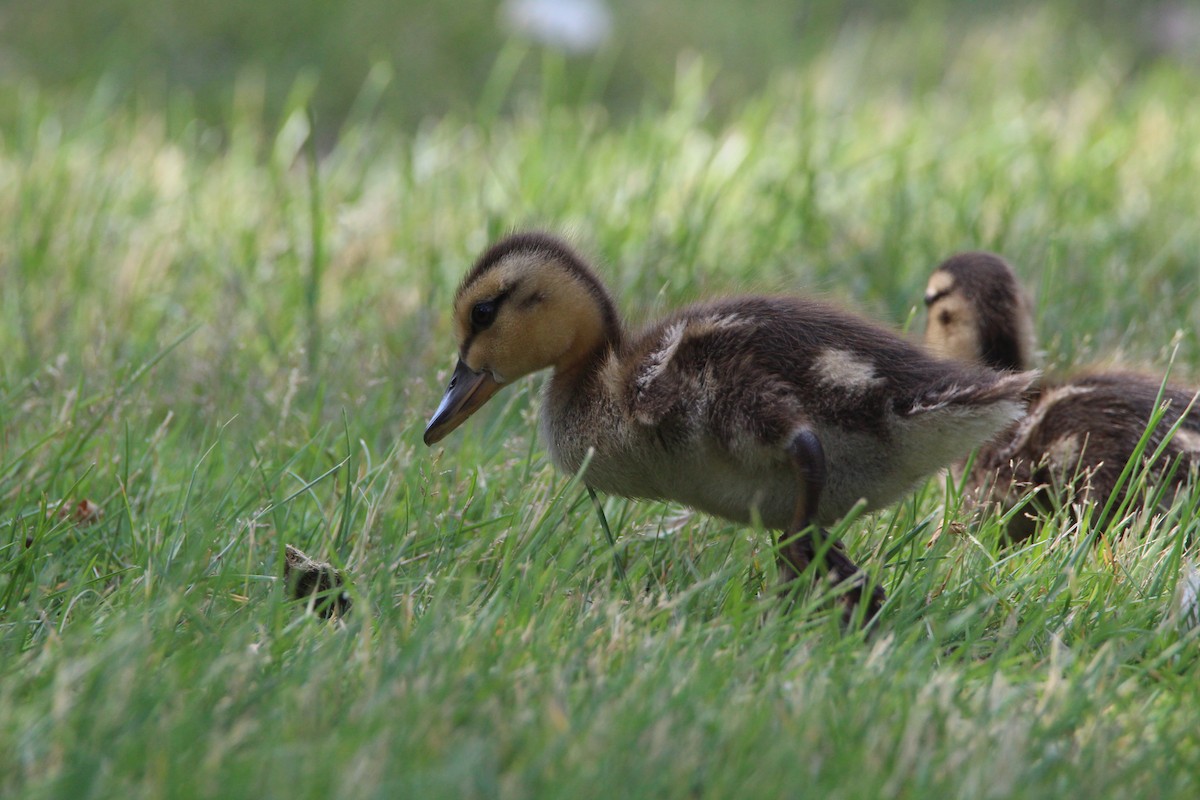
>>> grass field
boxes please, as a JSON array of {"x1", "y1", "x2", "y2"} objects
[{"x1": 3, "y1": 6, "x2": 1200, "y2": 799}]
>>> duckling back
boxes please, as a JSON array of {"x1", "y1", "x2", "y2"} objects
[{"x1": 972, "y1": 373, "x2": 1200, "y2": 539}]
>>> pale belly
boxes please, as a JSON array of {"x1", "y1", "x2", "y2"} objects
[
  {"x1": 548, "y1": 419, "x2": 863, "y2": 530},
  {"x1": 539, "y1": 390, "x2": 964, "y2": 530},
  {"x1": 549, "y1": 419, "x2": 929, "y2": 530},
  {"x1": 583, "y1": 443, "x2": 800, "y2": 529}
]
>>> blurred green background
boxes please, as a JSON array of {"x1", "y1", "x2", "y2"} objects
[
  {"x1": 5, "y1": 5, "x2": 1200, "y2": 798},
  {"x1": 4, "y1": 0, "x2": 1198, "y2": 135}
]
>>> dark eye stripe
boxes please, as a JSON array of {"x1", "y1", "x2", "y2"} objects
[
  {"x1": 463, "y1": 289, "x2": 513, "y2": 354},
  {"x1": 924, "y1": 287, "x2": 952, "y2": 307}
]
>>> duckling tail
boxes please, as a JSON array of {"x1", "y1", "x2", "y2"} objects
[
  {"x1": 905, "y1": 369, "x2": 1039, "y2": 417},
  {"x1": 891, "y1": 369, "x2": 1039, "y2": 491}
]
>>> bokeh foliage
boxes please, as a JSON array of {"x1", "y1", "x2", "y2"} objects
[
  {"x1": 3, "y1": 0, "x2": 1196, "y2": 133},
  {"x1": 3, "y1": 2, "x2": 1200, "y2": 799}
]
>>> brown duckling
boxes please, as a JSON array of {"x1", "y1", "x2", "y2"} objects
[
  {"x1": 925, "y1": 252, "x2": 1200, "y2": 542},
  {"x1": 425, "y1": 233, "x2": 1036, "y2": 620},
  {"x1": 284, "y1": 544, "x2": 351, "y2": 618}
]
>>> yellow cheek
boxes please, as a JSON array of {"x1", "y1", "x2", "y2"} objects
[
  {"x1": 463, "y1": 325, "x2": 558, "y2": 383},
  {"x1": 498, "y1": 329, "x2": 568, "y2": 380},
  {"x1": 462, "y1": 338, "x2": 494, "y2": 374}
]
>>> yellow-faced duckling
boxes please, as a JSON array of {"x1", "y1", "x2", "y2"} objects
[
  {"x1": 925, "y1": 252, "x2": 1200, "y2": 542},
  {"x1": 426, "y1": 233, "x2": 1036, "y2": 620}
]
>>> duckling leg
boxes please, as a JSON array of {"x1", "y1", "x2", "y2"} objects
[{"x1": 777, "y1": 429, "x2": 885, "y2": 623}]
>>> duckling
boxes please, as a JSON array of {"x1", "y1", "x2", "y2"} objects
[
  {"x1": 425, "y1": 233, "x2": 1036, "y2": 620},
  {"x1": 284, "y1": 544, "x2": 351, "y2": 618},
  {"x1": 925, "y1": 252, "x2": 1200, "y2": 542}
]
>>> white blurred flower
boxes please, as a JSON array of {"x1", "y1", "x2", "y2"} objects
[
  {"x1": 1145, "y1": 3, "x2": 1200, "y2": 58},
  {"x1": 501, "y1": 0, "x2": 613, "y2": 54}
]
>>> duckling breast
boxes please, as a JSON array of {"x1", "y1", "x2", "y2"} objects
[{"x1": 539, "y1": 365, "x2": 667, "y2": 499}]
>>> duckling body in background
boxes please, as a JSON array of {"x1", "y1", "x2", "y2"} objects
[
  {"x1": 925, "y1": 252, "x2": 1200, "y2": 541},
  {"x1": 426, "y1": 233, "x2": 1035, "y2": 619}
]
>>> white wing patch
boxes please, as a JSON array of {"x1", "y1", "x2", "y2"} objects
[
  {"x1": 635, "y1": 321, "x2": 686, "y2": 393},
  {"x1": 1171, "y1": 427, "x2": 1200, "y2": 453},
  {"x1": 1044, "y1": 433, "x2": 1084, "y2": 467},
  {"x1": 813, "y1": 348, "x2": 883, "y2": 392},
  {"x1": 635, "y1": 314, "x2": 750, "y2": 394},
  {"x1": 690, "y1": 312, "x2": 747, "y2": 334}
]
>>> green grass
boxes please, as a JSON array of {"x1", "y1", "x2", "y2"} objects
[{"x1": 4, "y1": 8, "x2": 1200, "y2": 799}]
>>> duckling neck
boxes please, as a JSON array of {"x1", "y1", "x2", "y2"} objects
[
  {"x1": 540, "y1": 283, "x2": 625, "y2": 474},
  {"x1": 554, "y1": 315, "x2": 624, "y2": 384},
  {"x1": 980, "y1": 326, "x2": 1033, "y2": 372},
  {"x1": 981, "y1": 350, "x2": 1019, "y2": 372},
  {"x1": 549, "y1": 285, "x2": 624, "y2": 377},
  {"x1": 542, "y1": 323, "x2": 626, "y2": 482},
  {"x1": 979, "y1": 290, "x2": 1038, "y2": 372}
]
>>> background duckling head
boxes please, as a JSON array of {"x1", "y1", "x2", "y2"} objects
[
  {"x1": 424, "y1": 232, "x2": 621, "y2": 445},
  {"x1": 923, "y1": 251, "x2": 1036, "y2": 372}
]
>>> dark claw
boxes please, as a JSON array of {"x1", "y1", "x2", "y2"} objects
[{"x1": 777, "y1": 528, "x2": 885, "y2": 626}]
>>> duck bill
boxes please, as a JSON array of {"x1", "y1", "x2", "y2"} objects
[{"x1": 424, "y1": 359, "x2": 502, "y2": 445}]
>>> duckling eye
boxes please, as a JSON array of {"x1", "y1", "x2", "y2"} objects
[
  {"x1": 471, "y1": 301, "x2": 498, "y2": 330},
  {"x1": 939, "y1": 310, "x2": 954, "y2": 326}
]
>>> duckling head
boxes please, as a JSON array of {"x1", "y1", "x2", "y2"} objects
[
  {"x1": 924, "y1": 252, "x2": 1036, "y2": 372},
  {"x1": 424, "y1": 233, "x2": 621, "y2": 445}
]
